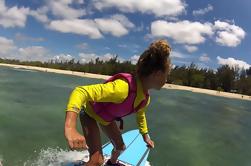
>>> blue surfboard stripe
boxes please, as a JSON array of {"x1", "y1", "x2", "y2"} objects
[{"x1": 136, "y1": 148, "x2": 150, "y2": 166}]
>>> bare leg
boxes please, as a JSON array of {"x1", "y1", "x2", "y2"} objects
[
  {"x1": 100, "y1": 121, "x2": 126, "y2": 164},
  {"x1": 79, "y1": 111, "x2": 104, "y2": 166}
]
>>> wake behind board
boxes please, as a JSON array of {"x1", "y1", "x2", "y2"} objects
[{"x1": 64, "y1": 129, "x2": 149, "y2": 166}]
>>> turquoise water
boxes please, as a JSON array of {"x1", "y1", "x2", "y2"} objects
[{"x1": 1, "y1": 66, "x2": 251, "y2": 166}]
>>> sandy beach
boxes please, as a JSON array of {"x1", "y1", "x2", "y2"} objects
[{"x1": 1, "y1": 63, "x2": 251, "y2": 101}]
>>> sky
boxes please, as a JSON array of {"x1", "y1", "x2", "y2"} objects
[{"x1": 0, "y1": 0, "x2": 251, "y2": 70}]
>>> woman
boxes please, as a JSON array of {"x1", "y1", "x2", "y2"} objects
[{"x1": 64, "y1": 39, "x2": 171, "y2": 166}]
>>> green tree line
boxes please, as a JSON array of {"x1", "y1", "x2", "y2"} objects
[{"x1": 1, "y1": 57, "x2": 251, "y2": 95}]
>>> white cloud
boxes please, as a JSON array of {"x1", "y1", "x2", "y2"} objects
[
  {"x1": 48, "y1": 14, "x2": 134, "y2": 38},
  {"x1": 18, "y1": 46, "x2": 49, "y2": 61},
  {"x1": 0, "y1": 35, "x2": 69, "y2": 62},
  {"x1": 199, "y1": 54, "x2": 210, "y2": 62},
  {"x1": 214, "y1": 20, "x2": 245, "y2": 47},
  {"x1": 104, "y1": 53, "x2": 125, "y2": 62},
  {"x1": 29, "y1": 0, "x2": 86, "y2": 23},
  {"x1": 130, "y1": 55, "x2": 139, "y2": 64},
  {"x1": 0, "y1": 1, "x2": 146, "y2": 39},
  {"x1": 0, "y1": 36, "x2": 16, "y2": 55},
  {"x1": 52, "y1": 54, "x2": 74, "y2": 63},
  {"x1": 94, "y1": 18, "x2": 129, "y2": 37},
  {"x1": 48, "y1": 19, "x2": 103, "y2": 39},
  {"x1": 170, "y1": 51, "x2": 186, "y2": 59},
  {"x1": 78, "y1": 52, "x2": 125, "y2": 64},
  {"x1": 111, "y1": 14, "x2": 135, "y2": 29},
  {"x1": 93, "y1": 0, "x2": 186, "y2": 17},
  {"x1": 0, "y1": 36, "x2": 52, "y2": 62},
  {"x1": 193, "y1": 4, "x2": 213, "y2": 16},
  {"x1": 217, "y1": 56, "x2": 250, "y2": 70},
  {"x1": 48, "y1": 0, "x2": 86, "y2": 19},
  {"x1": 29, "y1": 6, "x2": 49, "y2": 23},
  {"x1": 79, "y1": 53, "x2": 98, "y2": 63},
  {"x1": 184, "y1": 45, "x2": 198, "y2": 53},
  {"x1": 15, "y1": 33, "x2": 45, "y2": 42},
  {"x1": 151, "y1": 20, "x2": 213, "y2": 44},
  {"x1": 0, "y1": 0, "x2": 29, "y2": 28},
  {"x1": 150, "y1": 20, "x2": 245, "y2": 47}
]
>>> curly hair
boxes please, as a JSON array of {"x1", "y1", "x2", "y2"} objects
[{"x1": 136, "y1": 39, "x2": 171, "y2": 78}]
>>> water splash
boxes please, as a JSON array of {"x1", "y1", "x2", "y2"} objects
[
  {"x1": 24, "y1": 147, "x2": 151, "y2": 166},
  {"x1": 24, "y1": 147, "x2": 89, "y2": 166}
]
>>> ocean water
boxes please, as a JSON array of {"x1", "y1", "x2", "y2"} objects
[{"x1": 1, "y1": 66, "x2": 251, "y2": 166}]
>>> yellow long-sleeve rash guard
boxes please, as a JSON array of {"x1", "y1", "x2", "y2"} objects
[{"x1": 66, "y1": 77, "x2": 150, "y2": 135}]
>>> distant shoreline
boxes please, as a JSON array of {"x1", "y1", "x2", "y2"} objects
[{"x1": 1, "y1": 63, "x2": 251, "y2": 101}]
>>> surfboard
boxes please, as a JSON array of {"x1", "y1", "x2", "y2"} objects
[{"x1": 64, "y1": 129, "x2": 150, "y2": 166}]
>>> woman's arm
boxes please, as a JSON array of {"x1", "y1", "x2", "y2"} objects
[
  {"x1": 136, "y1": 109, "x2": 148, "y2": 135},
  {"x1": 136, "y1": 97, "x2": 154, "y2": 148},
  {"x1": 65, "y1": 111, "x2": 87, "y2": 149}
]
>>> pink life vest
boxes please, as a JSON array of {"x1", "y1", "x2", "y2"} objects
[{"x1": 89, "y1": 73, "x2": 149, "y2": 123}]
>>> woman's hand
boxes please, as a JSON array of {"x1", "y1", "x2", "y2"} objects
[
  {"x1": 65, "y1": 111, "x2": 88, "y2": 150},
  {"x1": 143, "y1": 133, "x2": 154, "y2": 148},
  {"x1": 65, "y1": 127, "x2": 88, "y2": 150}
]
